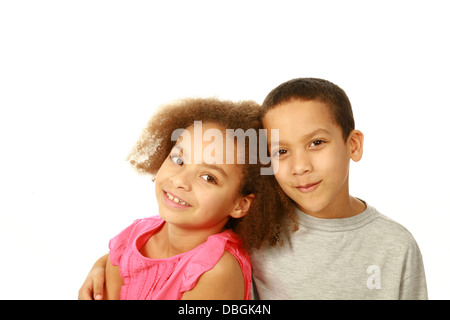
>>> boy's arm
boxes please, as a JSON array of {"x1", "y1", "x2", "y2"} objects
[
  {"x1": 78, "y1": 254, "x2": 108, "y2": 300},
  {"x1": 104, "y1": 256, "x2": 124, "y2": 300},
  {"x1": 181, "y1": 251, "x2": 245, "y2": 300},
  {"x1": 399, "y1": 272, "x2": 428, "y2": 300},
  {"x1": 399, "y1": 241, "x2": 428, "y2": 300}
]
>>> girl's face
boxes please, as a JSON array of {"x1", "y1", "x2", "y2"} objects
[{"x1": 154, "y1": 122, "x2": 253, "y2": 233}]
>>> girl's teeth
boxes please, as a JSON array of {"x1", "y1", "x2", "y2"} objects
[{"x1": 166, "y1": 192, "x2": 188, "y2": 206}]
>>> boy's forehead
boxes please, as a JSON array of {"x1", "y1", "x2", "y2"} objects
[
  {"x1": 262, "y1": 99, "x2": 340, "y2": 141},
  {"x1": 263, "y1": 99, "x2": 332, "y2": 123}
]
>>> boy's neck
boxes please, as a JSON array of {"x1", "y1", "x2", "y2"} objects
[{"x1": 302, "y1": 196, "x2": 366, "y2": 219}]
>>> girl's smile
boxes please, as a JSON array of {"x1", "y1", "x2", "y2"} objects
[{"x1": 162, "y1": 190, "x2": 191, "y2": 208}]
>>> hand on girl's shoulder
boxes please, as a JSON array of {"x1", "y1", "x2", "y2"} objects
[{"x1": 181, "y1": 251, "x2": 245, "y2": 300}]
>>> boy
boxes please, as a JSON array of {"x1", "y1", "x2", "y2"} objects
[
  {"x1": 251, "y1": 77, "x2": 427, "y2": 299},
  {"x1": 79, "y1": 78, "x2": 427, "y2": 300}
]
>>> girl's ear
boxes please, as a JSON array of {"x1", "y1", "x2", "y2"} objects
[
  {"x1": 230, "y1": 194, "x2": 255, "y2": 219},
  {"x1": 347, "y1": 130, "x2": 364, "y2": 162}
]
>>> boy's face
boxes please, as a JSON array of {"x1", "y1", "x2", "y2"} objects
[{"x1": 263, "y1": 99, "x2": 363, "y2": 218}]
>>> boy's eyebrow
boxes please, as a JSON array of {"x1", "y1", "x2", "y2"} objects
[
  {"x1": 269, "y1": 128, "x2": 331, "y2": 147},
  {"x1": 302, "y1": 128, "x2": 331, "y2": 141}
]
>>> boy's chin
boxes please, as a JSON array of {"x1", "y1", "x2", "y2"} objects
[{"x1": 296, "y1": 202, "x2": 328, "y2": 217}]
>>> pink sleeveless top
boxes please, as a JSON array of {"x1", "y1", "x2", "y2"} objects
[{"x1": 109, "y1": 216, "x2": 252, "y2": 300}]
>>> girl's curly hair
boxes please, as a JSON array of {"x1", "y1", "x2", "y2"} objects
[{"x1": 127, "y1": 98, "x2": 298, "y2": 251}]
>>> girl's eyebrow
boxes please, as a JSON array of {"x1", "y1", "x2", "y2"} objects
[
  {"x1": 173, "y1": 143, "x2": 228, "y2": 177},
  {"x1": 173, "y1": 143, "x2": 188, "y2": 157},
  {"x1": 202, "y1": 163, "x2": 228, "y2": 178}
]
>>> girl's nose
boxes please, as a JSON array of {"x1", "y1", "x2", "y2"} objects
[{"x1": 169, "y1": 168, "x2": 192, "y2": 191}]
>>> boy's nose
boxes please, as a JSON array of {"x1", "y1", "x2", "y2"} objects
[{"x1": 291, "y1": 154, "x2": 312, "y2": 176}]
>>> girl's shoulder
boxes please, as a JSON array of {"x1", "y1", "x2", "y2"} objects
[
  {"x1": 123, "y1": 215, "x2": 164, "y2": 236},
  {"x1": 182, "y1": 229, "x2": 252, "y2": 299},
  {"x1": 194, "y1": 229, "x2": 247, "y2": 261},
  {"x1": 209, "y1": 229, "x2": 249, "y2": 260},
  {"x1": 109, "y1": 215, "x2": 164, "y2": 264},
  {"x1": 182, "y1": 230, "x2": 252, "y2": 299},
  {"x1": 181, "y1": 250, "x2": 246, "y2": 299},
  {"x1": 134, "y1": 215, "x2": 164, "y2": 229}
]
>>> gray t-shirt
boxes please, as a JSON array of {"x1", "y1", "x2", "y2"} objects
[{"x1": 251, "y1": 203, "x2": 427, "y2": 299}]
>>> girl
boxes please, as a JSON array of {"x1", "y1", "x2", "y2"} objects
[{"x1": 82, "y1": 98, "x2": 298, "y2": 300}]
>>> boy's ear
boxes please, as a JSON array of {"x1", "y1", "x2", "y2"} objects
[
  {"x1": 347, "y1": 130, "x2": 364, "y2": 162},
  {"x1": 230, "y1": 194, "x2": 255, "y2": 219}
]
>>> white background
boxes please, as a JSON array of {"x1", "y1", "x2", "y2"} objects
[{"x1": 1, "y1": 0, "x2": 449, "y2": 299}]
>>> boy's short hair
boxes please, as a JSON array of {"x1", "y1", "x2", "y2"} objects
[{"x1": 261, "y1": 78, "x2": 355, "y2": 140}]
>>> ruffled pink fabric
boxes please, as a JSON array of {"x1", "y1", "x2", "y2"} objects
[{"x1": 109, "y1": 216, "x2": 252, "y2": 300}]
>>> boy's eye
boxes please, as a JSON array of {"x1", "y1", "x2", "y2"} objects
[
  {"x1": 272, "y1": 149, "x2": 288, "y2": 157},
  {"x1": 309, "y1": 140, "x2": 325, "y2": 148},
  {"x1": 170, "y1": 155, "x2": 184, "y2": 166},
  {"x1": 200, "y1": 174, "x2": 217, "y2": 184}
]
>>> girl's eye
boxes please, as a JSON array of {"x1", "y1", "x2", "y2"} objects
[
  {"x1": 170, "y1": 155, "x2": 184, "y2": 166},
  {"x1": 200, "y1": 174, "x2": 217, "y2": 184},
  {"x1": 309, "y1": 140, "x2": 325, "y2": 148}
]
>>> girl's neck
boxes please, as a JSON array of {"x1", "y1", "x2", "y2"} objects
[{"x1": 146, "y1": 221, "x2": 227, "y2": 259}]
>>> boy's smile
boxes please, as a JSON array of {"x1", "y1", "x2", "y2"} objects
[
  {"x1": 296, "y1": 180, "x2": 322, "y2": 193},
  {"x1": 263, "y1": 99, "x2": 364, "y2": 219}
]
